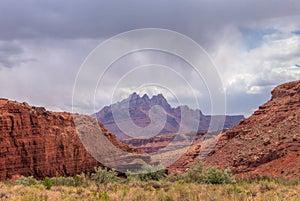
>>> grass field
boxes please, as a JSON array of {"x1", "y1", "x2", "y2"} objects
[
  {"x1": 0, "y1": 179, "x2": 300, "y2": 201},
  {"x1": 0, "y1": 164, "x2": 299, "y2": 201}
]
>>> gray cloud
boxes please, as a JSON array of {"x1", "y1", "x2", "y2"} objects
[
  {"x1": 0, "y1": 0, "x2": 299, "y2": 41},
  {"x1": 0, "y1": 1, "x2": 299, "y2": 116},
  {"x1": 0, "y1": 41, "x2": 25, "y2": 67}
]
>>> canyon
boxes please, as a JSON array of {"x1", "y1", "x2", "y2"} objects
[{"x1": 0, "y1": 80, "x2": 300, "y2": 180}]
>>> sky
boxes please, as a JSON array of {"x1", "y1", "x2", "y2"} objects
[{"x1": 0, "y1": 0, "x2": 300, "y2": 117}]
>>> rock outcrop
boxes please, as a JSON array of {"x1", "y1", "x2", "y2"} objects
[
  {"x1": 167, "y1": 132, "x2": 220, "y2": 174},
  {"x1": 202, "y1": 80, "x2": 300, "y2": 178},
  {"x1": 122, "y1": 130, "x2": 208, "y2": 154},
  {"x1": 0, "y1": 99, "x2": 146, "y2": 180}
]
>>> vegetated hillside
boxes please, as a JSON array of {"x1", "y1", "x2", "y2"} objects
[
  {"x1": 95, "y1": 93, "x2": 244, "y2": 140},
  {"x1": 203, "y1": 80, "x2": 300, "y2": 178},
  {"x1": 0, "y1": 99, "x2": 147, "y2": 180}
]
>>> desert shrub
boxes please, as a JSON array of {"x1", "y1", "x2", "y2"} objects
[
  {"x1": 138, "y1": 164, "x2": 167, "y2": 181},
  {"x1": 126, "y1": 164, "x2": 167, "y2": 181},
  {"x1": 42, "y1": 177, "x2": 52, "y2": 190},
  {"x1": 203, "y1": 167, "x2": 235, "y2": 184},
  {"x1": 15, "y1": 176, "x2": 39, "y2": 186},
  {"x1": 50, "y1": 173, "x2": 87, "y2": 187},
  {"x1": 178, "y1": 162, "x2": 205, "y2": 183},
  {"x1": 164, "y1": 173, "x2": 178, "y2": 182},
  {"x1": 73, "y1": 174, "x2": 84, "y2": 187},
  {"x1": 173, "y1": 162, "x2": 236, "y2": 184},
  {"x1": 91, "y1": 167, "x2": 120, "y2": 185}
]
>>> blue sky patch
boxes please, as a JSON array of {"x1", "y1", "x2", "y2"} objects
[
  {"x1": 239, "y1": 27, "x2": 278, "y2": 50},
  {"x1": 292, "y1": 30, "x2": 300, "y2": 35}
]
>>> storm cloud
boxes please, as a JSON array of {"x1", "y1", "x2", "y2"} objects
[
  {"x1": 0, "y1": 0, "x2": 299, "y2": 40},
  {"x1": 0, "y1": 0, "x2": 300, "y2": 116}
]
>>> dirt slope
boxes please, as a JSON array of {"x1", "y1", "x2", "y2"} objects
[{"x1": 203, "y1": 80, "x2": 300, "y2": 178}]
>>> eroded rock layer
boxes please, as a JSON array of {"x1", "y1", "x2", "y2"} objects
[
  {"x1": 0, "y1": 99, "x2": 144, "y2": 180},
  {"x1": 203, "y1": 80, "x2": 300, "y2": 178}
]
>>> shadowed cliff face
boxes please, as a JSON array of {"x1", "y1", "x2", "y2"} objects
[
  {"x1": 174, "y1": 80, "x2": 300, "y2": 178},
  {"x1": 95, "y1": 93, "x2": 244, "y2": 140},
  {"x1": 0, "y1": 99, "x2": 146, "y2": 180}
]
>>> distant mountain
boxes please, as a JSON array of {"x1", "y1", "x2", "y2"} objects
[{"x1": 95, "y1": 93, "x2": 244, "y2": 140}]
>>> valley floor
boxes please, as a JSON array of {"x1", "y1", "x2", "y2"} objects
[{"x1": 0, "y1": 179, "x2": 299, "y2": 201}]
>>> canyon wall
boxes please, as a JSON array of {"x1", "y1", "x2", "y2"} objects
[{"x1": 0, "y1": 99, "x2": 144, "y2": 180}]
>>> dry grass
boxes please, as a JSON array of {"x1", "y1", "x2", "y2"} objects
[{"x1": 0, "y1": 179, "x2": 300, "y2": 201}]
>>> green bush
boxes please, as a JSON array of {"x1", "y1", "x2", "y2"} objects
[
  {"x1": 126, "y1": 164, "x2": 167, "y2": 181},
  {"x1": 203, "y1": 167, "x2": 235, "y2": 184},
  {"x1": 172, "y1": 162, "x2": 236, "y2": 184},
  {"x1": 42, "y1": 177, "x2": 52, "y2": 190},
  {"x1": 91, "y1": 167, "x2": 120, "y2": 185},
  {"x1": 74, "y1": 174, "x2": 84, "y2": 187},
  {"x1": 178, "y1": 162, "x2": 205, "y2": 183},
  {"x1": 15, "y1": 176, "x2": 39, "y2": 186},
  {"x1": 49, "y1": 173, "x2": 87, "y2": 187}
]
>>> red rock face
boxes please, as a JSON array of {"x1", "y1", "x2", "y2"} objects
[
  {"x1": 166, "y1": 131, "x2": 220, "y2": 174},
  {"x1": 202, "y1": 80, "x2": 300, "y2": 178},
  {"x1": 122, "y1": 130, "x2": 208, "y2": 154},
  {"x1": 0, "y1": 99, "x2": 145, "y2": 180}
]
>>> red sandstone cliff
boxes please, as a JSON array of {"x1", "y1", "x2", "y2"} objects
[
  {"x1": 203, "y1": 80, "x2": 300, "y2": 178},
  {"x1": 0, "y1": 99, "x2": 145, "y2": 180},
  {"x1": 168, "y1": 80, "x2": 300, "y2": 178},
  {"x1": 122, "y1": 130, "x2": 208, "y2": 154}
]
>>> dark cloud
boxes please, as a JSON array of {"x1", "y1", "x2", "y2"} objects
[
  {"x1": 0, "y1": 0, "x2": 299, "y2": 115},
  {"x1": 0, "y1": 42, "x2": 24, "y2": 67},
  {"x1": 0, "y1": 0, "x2": 299, "y2": 41}
]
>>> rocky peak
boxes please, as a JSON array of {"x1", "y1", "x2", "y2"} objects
[
  {"x1": 142, "y1": 94, "x2": 150, "y2": 101},
  {"x1": 95, "y1": 93, "x2": 244, "y2": 140},
  {"x1": 127, "y1": 93, "x2": 171, "y2": 110},
  {"x1": 130, "y1": 93, "x2": 150, "y2": 109},
  {"x1": 271, "y1": 80, "x2": 300, "y2": 99},
  {"x1": 151, "y1": 93, "x2": 166, "y2": 102}
]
